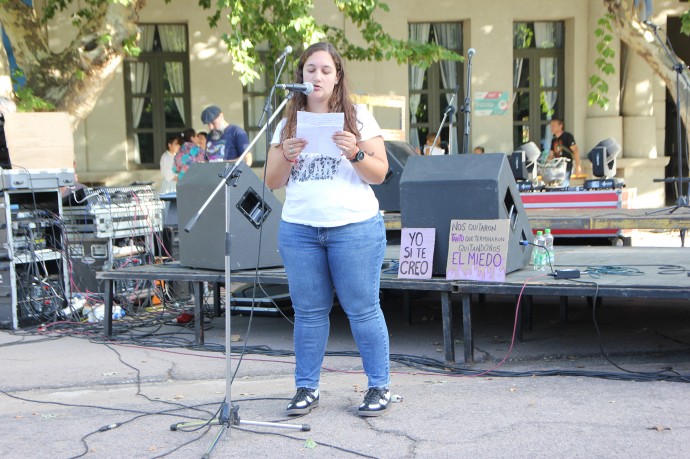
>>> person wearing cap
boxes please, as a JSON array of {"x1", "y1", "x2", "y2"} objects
[{"x1": 200, "y1": 105, "x2": 252, "y2": 166}]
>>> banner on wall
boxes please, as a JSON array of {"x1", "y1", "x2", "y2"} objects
[{"x1": 475, "y1": 92, "x2": 509, "y2": 116}]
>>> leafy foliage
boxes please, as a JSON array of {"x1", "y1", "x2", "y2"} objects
[
  {"x1": 41, "y1": 0, "x2": 137, "y2": 23},
  {"x1": 682, "y1": 10, "x2": 690, "y2": 36},
  {"x1": 514, "y1": 23, "x2": 533, "y2": 49},
  {"x1": 11, "y1": 70, "x2": 55, "y2": 112},
  {"x1": 588, "y1": 13, "x2": 615, "y2": 109},
  {"x1": 202, "y1": 0, "x2": 461, "y2": 85},
  {"x1": 2, "y1": 0, "x2": 458, "y2": 118},
  {"x1": 590, "y1": 4, "x2": 689, "y2": 110}
]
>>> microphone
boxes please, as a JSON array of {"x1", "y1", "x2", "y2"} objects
[
  {"x1": 274, "y1": 45, "x2": 293, "y2": 64},
  {"x1": 276, "y1": 82, "x2": 314, "y2": 95},
  {"x1": 468, "y1": 48, "x2": 476, "y2": 58}
]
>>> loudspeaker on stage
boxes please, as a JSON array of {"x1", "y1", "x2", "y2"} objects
[
  {"x1": 177, "y1": 162, "x2": 283, "y2": 271},
  {"x1": 371, "y1": 141, "x2": 418, "y2": 212},
  {"x1": 400, "y1": 154, "x2": 533, "y2": 276}
]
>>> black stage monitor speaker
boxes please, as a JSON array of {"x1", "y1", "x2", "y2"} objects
[
  {"x1": 177, "y1": 162, "x2": 283, "y2": 271},
  {"x1": 400, "y1": 154, "x2": 533, "y2": 276},
  {"x1": 509, "y1": 151, "x2": 529, "y2": 181},
  {"x1": 371, "y1": 141, "x2": 417, "y2": 212},
  {"x1": 589, "y1": 147, "x2": 617, "y2": 178}
]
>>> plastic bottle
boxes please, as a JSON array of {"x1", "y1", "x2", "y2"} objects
[
  {"x1": 544, "y1": 228, "x2": 555, "y2": 269},
  {"x1": 112, "y1": 305, "x2": 126, "y2": 320},
  {"x1": 532, "y1": 230, "x2": 546, "y2": 270},
  {"x1": 62, "y1": 295, "x2": 86, "y2": 318}
]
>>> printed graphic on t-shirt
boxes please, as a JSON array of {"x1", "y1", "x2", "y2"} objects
[
  {"x1": 205, "y1": 129, "x2": 224, "y2": 161},
  {"x1": 290, "y1": 156, "x2": 340, "y2": 182},
  {"x1": 551, "y1": 132, "x2": 576, "y2": 161}
]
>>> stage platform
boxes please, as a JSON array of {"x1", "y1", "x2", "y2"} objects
[
  {"x1": 97, "y1": 246, "x2": 690, "y2": 365},
  {"x1": 383, "y1": 208, "x2": 690, "y2": 232}
]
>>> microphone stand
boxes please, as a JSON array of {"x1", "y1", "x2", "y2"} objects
[
  {"x1": 462, "y1": 51, "x2": 475, "y2": 154},
  {"x1": 171, "y1": 93, "x2": 308, "y2": 456},
  {"x1": 258, "y1": 51, "x2": 290, "y2": 128},
  {"x1": 645, "y1": 22, "x2": 690, "y2": 245},
  {"x1": 432, "y1": 104, "x2": 455, "y2": 155}
]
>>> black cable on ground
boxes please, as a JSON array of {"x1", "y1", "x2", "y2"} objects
[
  {"x1": 14, "y1": 321, "x2": 690, "y2": 383},
  {"x1": 233, "y1": 426, "x2": 378, "y2": 459}
]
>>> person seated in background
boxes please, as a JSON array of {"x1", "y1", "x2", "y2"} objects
[
  {"x1": 173, "y1": 128, "x2": 206, "y2": 181},
  {"x1": 422, "y1": 134, "x2": 445, "y2": 156},
  {"x1": 473, "y1": 146, "x2": 485, "y2": 154}
]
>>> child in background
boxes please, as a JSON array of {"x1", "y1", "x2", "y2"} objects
[
  {"x1": 173, "y1": 128, "x2": 206, "y2": 180},
  {"x1": 423, "y1": 134, "x2": 445, "y2": 155}
]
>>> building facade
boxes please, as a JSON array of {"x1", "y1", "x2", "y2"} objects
[{"x1": 70, "y1": 0, "x2": 690, "y2": 208}]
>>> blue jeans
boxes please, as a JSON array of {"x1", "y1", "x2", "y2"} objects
[{"x1": 278, "y1": 213, "x2": 389, "y2": 390}]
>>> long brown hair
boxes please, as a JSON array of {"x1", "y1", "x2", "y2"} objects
[{"x1": 280, "y1": 42, "x2": 360, "y2": 143}]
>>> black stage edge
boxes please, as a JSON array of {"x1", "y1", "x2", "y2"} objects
[{"x1": 97, "y1": 246, "x2": 690, "y2": 365}]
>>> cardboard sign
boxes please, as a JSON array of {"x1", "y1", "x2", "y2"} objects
[
  {"x1": 445, "y1": 220, "x2": 509, "y2": 282},
  {"x1": 398, "y1": 228, "x2": 435, "y2": 279}
]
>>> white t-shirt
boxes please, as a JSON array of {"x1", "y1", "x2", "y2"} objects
[
  {"x1": 270, "y1": 104, "x2": 382, "y2": 227},
  {"x1": 423, "y1": 145, "x2": 445, "y2": 156},
  {"x1": 159, "y1": 151, "x2": 176, "y2": 193}
]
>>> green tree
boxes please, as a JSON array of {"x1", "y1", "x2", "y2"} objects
[
  {"x1": 0, "y1": 0, "x2": 460, "y2": 127},
  {"x1": 0, "y1": 0, "x2": 141, "y2": 122},
  {"x1": 590, "y1": 1, "x2": 690, "y2": 136}
]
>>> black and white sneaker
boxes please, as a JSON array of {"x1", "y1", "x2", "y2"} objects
[
  {"x1": 286, "y1": 387, "x2": 319, "y2": 415},
  {"x1": 358, "y1": 387, "x2": 391, "y2": 417}
]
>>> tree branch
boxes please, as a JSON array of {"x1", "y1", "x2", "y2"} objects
[
  {"x1": 604, "y1": 0, "x2": 689, "y2": 132},
  {"x1": 0, "y1": 0, "x2": 51, "y2": 70}
]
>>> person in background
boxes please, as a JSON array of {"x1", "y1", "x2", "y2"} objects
[
  {"x1": 173, "y1": 128, "x2": 206, "y2": 181},
  {"x1": 422, "y1": 134, "x2": 445, "y2": 156},
  {"x1": 265, "y1": 42, "x2": 391, "y2": 418},
  {"x1": 547, "y1": 118, "x2": 581, "y2": 185},
  {"x1": 197, "y1": 131, "x2": 208, "y2": 151},
  {"x1": 159, "y1": 133, "x2": 180, "y2": 193},
  {"x1": 0, "y1": 95, "x2": 17, "y2": 116},
  {"x1": 473, "y1": 146, "x2": 485, "y2": 154},
  {"x1": 0, "y1": 96, "x2": 16, "y2": 169},
  {"x1": 201, "y1": 105, "x2": 252, "y2": 166},
  {"x1": 204, "y1": 129, "x2": 223, "y2": 161}
]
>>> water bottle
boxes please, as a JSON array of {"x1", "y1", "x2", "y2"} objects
[
  {"x1": 112, "y1": 305, "x2": 126, "y2": 320},
  {"x1": 532, "y1": 230, "x2": 545, "y2": 270},
  {"x1": 536, "y1": 231, "x2": 547, "y2": 271},
  {"x1": 544, "y1": 228, "x2": 555, "y2": 268}
]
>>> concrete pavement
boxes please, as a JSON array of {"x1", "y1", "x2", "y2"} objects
[{"x1": 1, "y1": 286, "x2": 689, "y2": 458}]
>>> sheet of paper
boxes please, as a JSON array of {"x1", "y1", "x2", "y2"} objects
[{"x1": 296, "y1": 111, "x2": 344, "y2": 158}]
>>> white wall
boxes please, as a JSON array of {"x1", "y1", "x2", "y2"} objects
[{"x1": 68, "y1": 0, "x2": 687, "y2": 206}]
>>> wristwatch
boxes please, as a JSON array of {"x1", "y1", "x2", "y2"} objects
[{"x1": 349, "y1": 150, "x2": 365, "y2": 163}]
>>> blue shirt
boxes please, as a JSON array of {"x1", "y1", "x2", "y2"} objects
[{"x1": 207, "y1": 124, "x2": 249, "y2": 161}]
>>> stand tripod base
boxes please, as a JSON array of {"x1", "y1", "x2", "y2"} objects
[{"x1": 171, "y1": 402, "x2": 310, "y2": 458}]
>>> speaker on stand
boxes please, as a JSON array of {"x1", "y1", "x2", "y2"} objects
[{"x1": 400, "y1": 154, "x2": 533, "y2": 276}]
